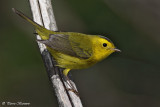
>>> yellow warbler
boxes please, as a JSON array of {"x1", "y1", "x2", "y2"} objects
[{"x1": 12, "y1": 8, "x2": 120, "y2": 76}]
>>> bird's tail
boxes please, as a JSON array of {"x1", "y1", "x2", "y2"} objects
[{"x1": 12, "y1": 8, "x2": 52, "y2": 40}]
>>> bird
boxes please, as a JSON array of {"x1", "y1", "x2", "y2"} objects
[{"x1": 12, "y1": 8, "x2": 121, "y2": 95}]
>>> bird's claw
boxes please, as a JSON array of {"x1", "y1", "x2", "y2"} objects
[{"x1": 67, "y1": 88, "x2": 80, "y2": 97}]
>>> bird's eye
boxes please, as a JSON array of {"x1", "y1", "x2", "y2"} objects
[{"x1": 103, "y1": 43, "x2": 107, "y2": 47}]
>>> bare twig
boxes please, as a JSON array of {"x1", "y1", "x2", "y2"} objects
[{"x1": 28, "y1": 0, "x2": 83, "y2": 106}]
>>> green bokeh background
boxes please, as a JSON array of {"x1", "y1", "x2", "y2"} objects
[{"x1": 1, "y1": 0, "x2": 160, "y2": 107}]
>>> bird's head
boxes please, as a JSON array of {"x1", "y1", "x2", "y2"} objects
[{"x1": 93, "y1": 35, "x2": 121, "y2": 61}]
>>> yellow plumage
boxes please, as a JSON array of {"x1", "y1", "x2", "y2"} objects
[{"x1": 13, "y1": 8, "x2": 120, "y2": 76}]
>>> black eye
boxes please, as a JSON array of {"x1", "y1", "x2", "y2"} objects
[{"x1": 103, "y1": 43, "x2": 107, "y2": 47}]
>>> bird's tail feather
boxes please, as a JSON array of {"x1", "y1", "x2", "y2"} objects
[{"x1": 12, "y1": 8, "x2": 53, "y2": 40}]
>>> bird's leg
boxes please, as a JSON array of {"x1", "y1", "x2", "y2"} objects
[
  {"x1": 65, "y1": 75, "x2": 79, "y2": 96},
  {"x1": 63, "y1": 69, "x2": 79, "y2": 96}
]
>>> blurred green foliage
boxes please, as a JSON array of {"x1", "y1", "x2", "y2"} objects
[{"x1": 0, "y1": 0, "x2": 160, "y2": 107}]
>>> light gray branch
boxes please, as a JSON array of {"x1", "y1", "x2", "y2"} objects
[{"x1": 29, "y1": 0, "x2": 83, "y2": 107}]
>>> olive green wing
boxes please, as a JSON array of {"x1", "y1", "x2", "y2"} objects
[
  {"x1": 68, "y1": 33, "x2": 92, "y2": 58},
  {"x1": 38, "y1": 33, "x2": 92, "y2": 59}
]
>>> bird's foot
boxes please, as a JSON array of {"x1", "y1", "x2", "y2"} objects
[{"x1": 67, "y1": 88, "x2": 80, "y2": 97}]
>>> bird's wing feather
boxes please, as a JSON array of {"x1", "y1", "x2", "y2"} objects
[
  {"x1": 38, "y1": 33, "x2": 92, "y2": 59},
  {"x1": 69, "y1": 33, "x2": 92, "y2": 58}
]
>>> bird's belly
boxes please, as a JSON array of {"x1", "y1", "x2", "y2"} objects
[
  {"x1": 57, "y1": 57, "x2": 94, "y2": 69},
  {"x1": 51, "y1": 52, "x2": 94, "y2": 69}
]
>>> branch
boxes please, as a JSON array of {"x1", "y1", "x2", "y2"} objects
[{"x1": 29, "y1": 0, "x2": 83, "y2": 106}]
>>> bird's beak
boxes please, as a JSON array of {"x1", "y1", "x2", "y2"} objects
[{"x1": 114, "y1": 48, "x2": 121, "y2": 52}]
